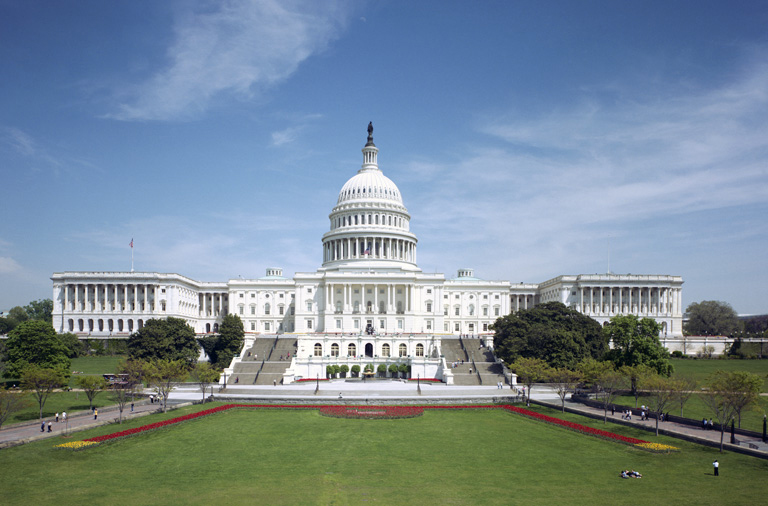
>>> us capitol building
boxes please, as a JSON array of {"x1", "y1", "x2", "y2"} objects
[{"x1": 51, "y1": 125, "x2": 684, "y2": 382}]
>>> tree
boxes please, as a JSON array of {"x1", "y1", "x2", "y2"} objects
[
  {"x1": 619, "y1": 364, "x2": 654, "y2": 407},
  {"x1": 493, "y1": 302, "x2": 607, "y2": 369},
  {"x1": 58, "y1": 332, "x2": 85, "y2": 358},
  {"x1": 0, "y1": 318, "x2": 13, "y2": 335},
  {"x1": 548, "y1": 367, "x2": 581, "y2": 412},
  {"x1": 4, "y1": 320, "x2": 71, "y2": 379},
  {"x1": 670, "y1": 374, "x2": 699, "y2": 417},
  {"x1": 146, "y1": 359, "x2": 188, "y2": 413},
  {"x1": 377, "y1": 363, "x2": 387, "y2": 378},
  {"x1": 128, "y1": 317, "x2": 199, "y2": 366},
  {"x1": 684, "y1": 300, "x2": 741, "y2": 336},
  {"x1": 339, "y1": 364, "x2": 349, "y2": 378},
  {"x1": 641, "y1": 374, "x2": 677, "y2": 436},
  {"x1": 511, "y1": 357, "x2": 550, "y2": 406},
  {"x1": 23, "y1": 299, "x2": 53, "y2": 323},
  {"x1": 118, "y1": 358, "x2": 148, "y2": 403},
  {"x1": 576, "y1": 358, "x2": 614, "y2": 390},
  {"x1": 216, "y1": 315, "x2": 245, "y2": 368},
  {"x1": 326, "y1": 365, "x2": 334, "y2": 378},
  {"x1": 594, "y1": 368, "x2": 626, "y2": 424},
  {"x1": 603, "y1": 315, "x2": 672, "y2": 377},
  {"x1": 20, "y1": 365, "x2": 67, "y2": 421},
  {"x1": 398, "y1": 363, "x2": 408, "y2": 379},
  {"x1": 74, "y1": 375, "x2": 108, "y2": 410},
  {"x1": 110, "y1": 380, "x2": 132, "y2": 424},
  {"x1": 719, "y1": 371, "x2": 762, "y2": 428},
  {"x1": 5, "y1": 306, "x2": 29, "y2": 329},
  {"x1": 351, "y1": 364, "x2": 361, "y2": 377},
  {"x1": 701, "y1": 371, "x2": 758, "y2": 452},
  {"x1": 191, "y1": 362, "x2": 221, "y2": 403},
  {"x1": 388, "y1": 364, "x2": 399, "y2": 378},
  {"x1": 0, "y1": 388, "x2": 28, "y2": 429}
]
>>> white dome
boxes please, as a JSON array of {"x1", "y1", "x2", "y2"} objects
[{"x1": 337, "y1": 169, "x2": 403, "y2": 205}]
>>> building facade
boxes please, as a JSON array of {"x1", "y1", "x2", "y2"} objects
[{"x1": 51, "y1": 126, "x2": 684, "y2": 380}]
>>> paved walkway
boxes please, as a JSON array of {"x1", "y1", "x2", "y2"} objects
[{"x1": 0, "y1": 398, "x2": 172, "y2": 448}]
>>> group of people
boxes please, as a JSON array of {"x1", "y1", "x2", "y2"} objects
[
  {"x1": 279, "y1": 352, "x2": 291, "y2": 360},
  {"x1": 702, "y1": 417, "x2": 715, "y2": 430},
  {"x1": 451, "y1": 359, "x2": 465, "y2": 368},
  {"x1": 620, "y1": 470, "x2": 642, "y2": 479},
  {"x1": 40, "y1": 411, "x2": 67, "y2": 433},
  {"x1": 495, "y1": 381, "x2": 505, "y2": 389}
]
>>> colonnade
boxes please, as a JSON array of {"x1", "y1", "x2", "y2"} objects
[
  {"x1": 323, "y1": 236, "x2": 416, "y2": 264},
  {"x1": 511, "y1": 294, "x2": 535, "y2": 312},
  {"x1": 579, "y1": 286, "x2": 682, "y2": 316},
  {"x1": 324, "y1": 282, "x2": 413, "y2": 314},
  {"x1": 61, "y1": 283, "x2": 158, "y2": 313},
  {"x1": 199, "y1": 292, "x2": 227, "y2": 317}
]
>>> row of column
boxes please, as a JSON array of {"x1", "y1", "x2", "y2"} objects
[
  {"x1": 579, "y1": 286, "x2": 682, "y2": 316},
  {"x1": 199, "y1": 292, "x2": 226, "y2": 317},
  {"x1": 323, "y1": 236, "x2": 416, "y2": 264},
  {"x1": 511, "y1": 294, "x2": 535, "y2": 312},
  {"x1": 62, "y1": 283, "x2": 158, "y2": 313},
  {"x1": 325, "y1": 283, "x2": 413, "y2": 314}
]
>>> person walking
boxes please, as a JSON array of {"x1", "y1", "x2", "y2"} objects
[
  {"x1": 713, "y1": 460, "x2": 719, "y2": 476},
  {"x1": 94, "y1": 408, "x2": 98, "y2": 420},
  {"x1": 62, "y1": 411, "x2": 67, "y2": 422},
  {"x1": 41, "y1": 421, "x2": 45, "y2": 433}
]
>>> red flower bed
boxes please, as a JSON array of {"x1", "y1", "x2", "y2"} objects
[
  {"x1": 295, "y1": 378, "x2": 329, "y2": 382},
  {"x1": 319, "y1": 405, "x2": 424, "y2": 419},
  {"x1": 407, "y1": 378, "x2": 442, "y2": 382}
]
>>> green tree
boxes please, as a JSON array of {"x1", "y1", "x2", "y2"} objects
[
  {"x1": 58, "y1": 332, "x2": 85, "y2": 358},
  {"x1": 128, "y1": 317, "x2": 199, "y2": 365},
  {"x1": 511, "y1": 357, "x2": 550, "y2": 406},
  {"x1": 0, "y1": 388, "x2": 28, "y2": 429},
  {"x1": 619, "y1": 364, "x2": 654, "y2": 407},
  {"x1": 603, "y1": 315, "x2": 672, "y2": 377},
  {"x1": 191, "y1": 362, "x2": 221, "y2": 403},
  {"x1": 701, "y1": 370, "x2": 760, "y2": 452},
  {"x1": 684, "y1": 300, "x2": 741, "y2": 336},
  {"x1": 670, "y1": 373, "x2": 699, "y2": 417},
  {"x1": 594, "y1": 367, "x2": 626, "y2": 424},
  {"x1": 548, "y1": 367, "x2": 581, "y2": 412},
  {"x1": 4, "y1": 320, "x2": 71, "y2": 378},
  {"x1": 326, "y1": 365, "x2": 334, "y2": 378},
  {"x1": 20, "y1": 365, "x2": 67, "y2": 421},
  {"x1": 117, "y1": 358, "x2": 148, "y2": 403},
  {"x1": 641, "y1": 374, "x2": 677, "y2": 436},
  {"x1": 5, "y1": 306, "x2": 29, "y2": 329},
  {"x1": 339, "y1": 364, "x2": 349, "y2": 378},
  {"x1": 23, "y1": 299, "x2": 53, "y2": 323},
  {"x1": 492, "y1": 302, "x2": 606, "y2": 369},
  {"x1": 351, "y1": 364, "x2": 361, "y2": 377},
  {"x1": 75, "y1": 375, "x2": 108, "y2": 410},
  {"x1": 146, "y1": 359, "x2": 189, "y2": 413},
  {"x1": 0, "y1": 318, "x2": 13, "y2": 335},
  {"x1": 216, "y1": 315, "x2": 245, "y2": 368},
  {"x1": 576, "y1": 358, "x2": 615, "y2": 389},
  {"x1": 388, "y1": 364, "x2": 399, "y2": 378},
  {"x1": 398, "y1": 363, "x2": 408, "y2": 379},
  {"x1": 377, "y1": 363, "x2": 387, "y2": 378}
]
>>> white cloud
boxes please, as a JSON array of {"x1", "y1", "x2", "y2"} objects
[
  {"x1": 109, "y1": 0, "x2": 353, "y2": 121},
  {"x1": 0, "y1": 256, "x2": 22, "y2": 274}
]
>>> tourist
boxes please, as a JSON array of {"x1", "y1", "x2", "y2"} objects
[
  {"x1": 713, "y1": 460, "x2": 719, "y2": 476},
  {"x1": 94, "y1": 408, "x2": 98, "y2": 420},
  {"x1": 131, "y1": 402, "x2": 134, "y2": 412},
  {"x1": 55, "y1": 412, "x2": 59, "y2": 423},
  {"x1": 702, "y1": 417, "x2": 707, "y2": 430},
  {"x1": 709, "y1": 418, "x2": 714, "y2": 430},
  {"x1": 41, "y1": 421, "x2": 45, "y2": 432},
  {"x1": 62, "y1": 411, "x2": 67, "y2": 422},
  {"x1": 273, "y1": 379, "x2": 277, "y2": 386}
]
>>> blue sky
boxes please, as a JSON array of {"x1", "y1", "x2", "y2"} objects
[{"x1": 1, "y1": 0, "x2": 767, "y2": 315}]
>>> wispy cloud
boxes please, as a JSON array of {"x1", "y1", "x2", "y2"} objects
[
  {"x1": 407, "y1": 53, "x2": 768, "y2": 281},
  {"x1": 108, "y1": 0, "x2": 353, "y2": 121},
  {"x1": 0, "y1": 126, "x2": 93, "y2": 176}
]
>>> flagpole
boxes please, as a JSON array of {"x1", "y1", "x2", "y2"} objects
[{"x1": 130, "y1": 238, "x2": 134, "y2": 272}]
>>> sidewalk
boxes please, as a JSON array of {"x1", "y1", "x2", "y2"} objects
[
  {"x1": 530, "y1": 390, "x2": 768, "y2": 456},
  {"x1": 0, "y1": 398, "x2": 169, "y2": 449}
]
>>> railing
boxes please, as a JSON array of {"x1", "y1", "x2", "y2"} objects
[{"x1": 253, "y1": 359, "x2": 265, "y2": 384}]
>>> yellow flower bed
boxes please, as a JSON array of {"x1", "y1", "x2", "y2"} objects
[
  {"x1": 54, "y1": 441, "x2": 101, "y2": 450},
  {"x1": 634, "y1": 442, "x2": 679, "y2": 453}
]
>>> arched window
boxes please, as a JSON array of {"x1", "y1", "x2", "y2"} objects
[
  {"x1": 375, "y1": 215, "x2": 379, "y2": 224},
  {"x1": 382, "y1": 344, "x2": 390, "y2": 357},
  {"x1": 355, "y1": 215, "x2": 358, "y2": 225},
  {"x1": 416, "y1": 344, "x2": 424, "y2": 357},
  {"x1": 348, "y1": 343, "x2": 356, "y2": 357},
  {"x1": 399, "y1": 343, "x2": 407, "y2": 357},
  {"x1": 331, "y1": 343, "x2": 339, "y2": 357},
  {"x1": 314, "y1": 343, "x2": 323, "y2": 356}
]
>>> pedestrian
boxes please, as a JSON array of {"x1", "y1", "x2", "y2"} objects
[
  {"x1": 94, "y1": 408, "x2": 98, "y2": 420},
  {"x1": 611, "y1": 405, "x2": 615, "y2": 416},
  {"x1": 131, "y1": 402, "x2": 134, "y2": 412},
  {"x1": 273, "y1": 379, "x2": 277, "y2": 387},
  {"x1": 47, "y1": 421, "x2": 52, "y2": 432},
  {"x1": 41, "y1": 421, "x2": 45, "y2": 432},
  {"x1": 702, "y1": 417, "x2": 707, "y2": 430},
  {"x1": 62, "y1": 411, "x2": 67, "y2": 422},
  {"x1": 713, "y1": 460, "x2": 719, "y2": 476},
  {"x1": 55, "y1": 412, "x2": 59, "y2": 423},
  {"x1": 709, "y1": 418, "x2": 714, "y2": 431}
]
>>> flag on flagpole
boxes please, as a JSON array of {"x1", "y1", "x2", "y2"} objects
[
  {"x1": 130, "y1": 238, "x2": 134, "y2": 248},
  {"x1": 363, "y1": 247, "x2": 370, "y2": 255}
]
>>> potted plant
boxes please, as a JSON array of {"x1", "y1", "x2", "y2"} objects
[
  {"x1": 339, "y1": 364, "x2": 349, "y2": 378},
  {"x1": 351, "y1": 365, "x2": 361, "y2": 378}
]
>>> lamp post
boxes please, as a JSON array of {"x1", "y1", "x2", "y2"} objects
[{"x1": 763, "y1": 415, "x2": 767, "y2": 443}]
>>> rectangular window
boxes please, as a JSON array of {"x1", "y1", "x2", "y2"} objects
[
  {"x1": 455, "y1": 323, "x2": 460, "y2": 331},
  {"x1": 251, "y1": 293, "x2": 255, "y2": 298},
  {"x1": 398, "y1": 319, "x2": 403, "y2": 329},
  {"x1": 426, "y1": 302, "x2": 432, "y2": 312},
  {"x1": 306, "y1": 319, "x2": 313, "y2": 329},
  {"x1": 307, "y1": 302, "x2": 312, "y2": 311},
  {"x1": 483, "y1": 294, "x2": 488, "y2": 299},
  {"x1": 250, "y1": 322, "x2": 255, "y2": 331},
  {"x1": 483, "y1": 307, "x2": 488, "y2": 316},
  {"x1": 251, "y1": 306, "x2": 255, "y2": 315},
  {"x1": 495, "y1": 308, "x2": 500, "y2": 316},
  {"x1": 290, "y1": 307, "x2": 295, "y2": 315},
  {"x1": 239, "y1": 293, "x2": 244, "y2": 298},
  {"x1": 354, "y1": 319, "x2": 360, "y2": 329},
  {"x1": 444, "y1": 322, "x2": 449, "y2": 331},
  {"x1": 279, "y1": 306, "x2": 284, "y2": 315},
  {"x1": 483, "y1": 323, "x2": 489, "y2": 331},
  {"x1": 265, "y1": 322, "x2": 270, "y2": 331},
  {"x1": 336, "y1": 319, "x2": 342, "y2": 329},
  {"x1": 427, "y1": 289, "x2": 432, "y2": 294},
  {"x1": 239, "y1": 306, "x2": 244, "y2": 315},
  {"x1": 379, "y1": 319, "x2": 385, "y2": 329},
  {"x1": 426, "y1": 320, "x2": 432, "y2": 330},
  {"x1": 307, "y1": 288, "x2": 312, "y2": 293},
  {"x1": 455, "y1": 307, "x2": 460, "y2": 316}
]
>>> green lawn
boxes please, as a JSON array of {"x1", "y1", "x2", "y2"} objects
[
  {"x1": 669, "y1": 358, "x2": 768, "y2": 391},
  {"x1": 5, "y1": 390, "x2": 121, "y2": 425},
  {"x1": 69, "y1": 355, "x2": 126, "y2": 376},
  {"x1": 0, "y1": 404, "x2": 766, "y2": 505}
]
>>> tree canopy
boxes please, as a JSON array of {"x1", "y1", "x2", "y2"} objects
[
  {"x1": 602, "y1": 314, "x2": 672, "y2": 377},
  {"x1": 4, "y1": 320, "x2": 71, "y2": 378},
  {"x1": 201, "y1": 314, "x2": 244, "y2": 368},
  {"x1": 0, "y1": 299, "x2": 54, "y2": 335},
  {"x1": 492, "y1": 302, "x2": 607, "y2": 369},
  {"x1": 128, "y1": 317, "x2": 199, "y2": 365},
  {"x1": 684, "y1": 300, "x2": 741, "y2": 336}
]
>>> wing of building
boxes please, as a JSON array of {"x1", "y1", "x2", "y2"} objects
[{"x1": 51, "y1": 126, "x2": 683, "y2": 381}]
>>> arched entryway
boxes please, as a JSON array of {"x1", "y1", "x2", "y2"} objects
[{"x1": 365, "y1": 343, "x2": 374, "y2": 357}]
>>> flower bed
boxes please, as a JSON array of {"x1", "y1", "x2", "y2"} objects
[
  {"x1": 319, "y1": 405, "x2": 423, "y2": 419},
  {"x1": 407, "y1": 378, "x2": 442, "y2": 382},
  {"x1": 295, "y1": 378, "x2": 329, "y2": 382}
]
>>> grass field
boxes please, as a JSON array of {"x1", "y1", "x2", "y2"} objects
[
  {"x1": 5, "y1": 390, "x2": 122, "y2": 425},
  {"x1": 0, "y1": 403, "x2": 766, "y2": 505},
  {"x1": 669, "y1": 358, "x2": 768, "y2": 391}
]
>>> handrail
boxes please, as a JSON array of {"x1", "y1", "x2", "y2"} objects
[{"x1": 253, "y1": 358, "x2": 265, "y2": 384}]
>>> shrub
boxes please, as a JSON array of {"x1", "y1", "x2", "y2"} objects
[
  {"x1": 388, "y1": 364, "x2": 399, "y2": 377},
  {"x1": 351, "y1": 365, "x2": 360, "y2": 377}
]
